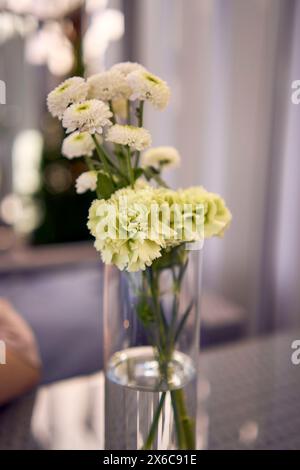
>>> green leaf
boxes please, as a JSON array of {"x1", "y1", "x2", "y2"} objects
[
  {"x1": 96, "y1": 172, "x2": 115, "y2": 199},
  {"x1": 152, "y1": 245, "x2": 186, "y2": 271},
  {"x1": 152, "y1": 252, "x2": 175, "y2": 270},
  {"x1": 133, "y1": 168, "x2": 144, "y2": 181},
  {"x1": 136, "y1": 296, "x2": 155, "y2": 326},
  {"x1": 174, "y1": 300, "x2": 194, "y2": 343},
  {"x1": 114, "y1": 177, "x2": 128, "y2": 189}
]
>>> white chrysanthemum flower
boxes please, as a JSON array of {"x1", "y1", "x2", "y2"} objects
[
  {"x1": 106, "y1": 124, "x2": 152, "y2": 151},
  {"x1": 75, "y1": 171, "x2": 97, "y2": 194},
  {"x1": 62, "y1": 131, "x2": 96, "y2": 159},
  {"x1": 47, "y1": 77, "x2": 88, "y2": 119},
  {"x1": 111, "y1": 61, "x2": 145, "y2": 77},
  {"x1": 87, "y1": 70, "x2": 131, "y2": 101},
  {"x1": 127, "y1": 70, "x2": 170, "y2": 110},
  {"x1": 62, "y1": 99, "x2": 112, "y2": 134},
  {"x1": 141, "y1": 146, "x2": 181, "y2": 169}
]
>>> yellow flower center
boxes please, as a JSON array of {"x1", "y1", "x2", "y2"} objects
[
  {"x1": 74, "y1": 134, "x2": 85, "y2": 141},
  {"x1": 57, "y1": 83, "x2": 70, "y2": 93},
  {"x1": 76, "y1": 103, "x2": 90, "y2": 112},
  {"x1": 144, "y1": 73, "x2": 160, "y2": 85}
]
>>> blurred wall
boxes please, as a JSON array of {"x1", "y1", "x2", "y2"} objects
[
  {"x1": 271, "y1": 0, "x2": 300, "y2": 329},
  {"x1": 132, "y1": 0, "x2": 299, "y2": 333},
  {"x1": 0, "y1": 36, "x2": 42, "y2": 197}
]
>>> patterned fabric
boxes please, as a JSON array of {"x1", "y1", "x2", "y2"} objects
[
  {"x1": 199, "y1": 330, "x2": 300, "y2": 450},
  {"x1": 0, "y1": 391, "x2": 38, "y2": 450}
]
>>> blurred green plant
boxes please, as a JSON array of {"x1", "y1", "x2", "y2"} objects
[{"x1": 32, "y1": 8, "x2": 92, "y2": 245}]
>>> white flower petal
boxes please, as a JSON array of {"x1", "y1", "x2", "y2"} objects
[
  {"x1": 62, "y1": 99, "x2": 112, "y2": 134},
  {"x1": 111, "y1": 61, "x2": 146, "y2": 77},
  {"x1": 106, "y1": 124, "x2": 151, "y2": 151},
  {"x1": 47, "y1": 77, "x2": 88, "y2": 119},
  {"x1": 127, "y1": 70, "x2": 170, "y2": 110},
  {"x1": 75, "y1": 171, "x2": 97, "y2": 194},
  {"x1": 141, "y1": 146, "x2": 180, "y2": 169},
  {"x1": 62, "y1": 131, "x2": 96, "y2": 159},
  {"x1": 87, "y1": 69, "x2": 131, "y2": 101}
]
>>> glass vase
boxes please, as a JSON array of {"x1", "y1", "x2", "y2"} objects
[{"x1": 103, "y1": 247, "x2": 202, "y2": 450}]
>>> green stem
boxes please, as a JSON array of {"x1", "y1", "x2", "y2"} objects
[
  {"x1": 139, "y1": 261, "x2": 196, "y2": 451},
  {"x1": 151, "y1": 173, "x2": 168, "y2": 188},
  {"x1": 108, "y1": 100, "x2": 116, "y2": 124},
  {"x1": 174, "y1": 300, "x2": 194, "y2": 343},
  {"x1": 127, "y1": 100, "x2": 131, "y2": 125},
  {"x1": 137, "y1": 100, "x2": 144, "y2": 127},
  {"x1": 110, "y1": 161, "x2": 130, "y2": 184},
  {"x1": 92, "y1": 135, "x2": 129, "y2": 184},
  {"x1": 135, "y1": 100, "x2": 144, "y2": 167},
  {"x1": 168, "y1": 268, "x2": 180, "y2": 353},
  {"x1": 84, "y1": 155, "x2": 94, "y2": 171},
  {"x1": 92, "y1": 135, "x2": 111, "y2": 175},
  {"x1": 143, "y1": 167, "x2": 169, "y2": 188},
  {"x1": 125, "y1": 146, "x2": 134, "y2": 187},
  {"x1": 171, "y1": 389, "x2": 195, "y2": 450},
  {"x1": 142, "y1": 392, "x2": 166, "y2": 450},
  {"x1": 114, "y1": 145, "x2": 130, "y2": 180},
  {"x1": 147, "y1": 267, "x2": 167, "y2": 354},
  {"x1": 171, "y1": 390, "x2": 187, "y2": 449}
]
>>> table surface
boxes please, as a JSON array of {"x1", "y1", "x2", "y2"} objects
[
  {"x1": 1, "y1": 329, "x2": 300, "y2": 450},
  {"x1": 198, "y1": 329, "x2": 300, "y2": 450}
]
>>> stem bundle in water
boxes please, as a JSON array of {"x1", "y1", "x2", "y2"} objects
[{"x1": 137, "y1": 253, "x2": 196, "y2": 450}]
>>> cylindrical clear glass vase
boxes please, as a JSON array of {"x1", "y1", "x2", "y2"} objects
[{"x1": 103, "y1": 247, "x2": 202, "y2": 450}]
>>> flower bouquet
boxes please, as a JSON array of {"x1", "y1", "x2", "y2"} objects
[{"x1": 47, "y1": 62, "x2": 231, "y2": 450}]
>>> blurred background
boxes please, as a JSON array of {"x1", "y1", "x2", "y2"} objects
[{"x1": 0, "y1": 0, "x2": 300, "y2": 449}]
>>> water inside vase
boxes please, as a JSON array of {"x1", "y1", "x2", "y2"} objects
[
  {"x1": 107, "y1": 346, "x2": 196, "y2": 392},
  {"x1": 105, "y1": 347, "x2": 197, "y2": 450}
]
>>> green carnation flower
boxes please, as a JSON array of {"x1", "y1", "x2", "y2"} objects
[{"x1": 87, "y1": 183, "x2": 231, "y2": 271}]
